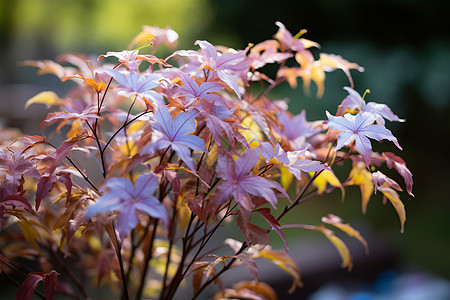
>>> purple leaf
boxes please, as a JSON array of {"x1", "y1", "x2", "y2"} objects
[
  {"x1": 101, "y1": 68, "x2": 165, "y2": 107},
  {"x1": 216, "y1": 148, "x2": 289, "y2": 213},
  {"x1": 85, "y1": 173, "x2": 168, "y2": 239},
  {"x1": 340, "y1": 87, "x2": 405, "y2": 126},
  {"x1": 0, "y1": 151, "x2": 40, "y2": 195},
  {"x1": 274, "y1": 110, "x2": 320, "y2": 150},
  {"x1": 326, "y1": 111, "x2": 402, "y2": 167},
  {"x1": 258, "y1": 142, "x2": 326, "y2": 180},
  {"x1": 38, "y1": 105, "x2": 99, "y2": 129},
  {"x1": 152, "y1": 106, "x2": 207, "y2": 171},
  {"x1": 178, "y1": 72, "x2": 223, "y2": 107}
]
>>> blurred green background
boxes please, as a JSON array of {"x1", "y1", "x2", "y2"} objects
[{"x1": 1, "y1": 0, "x2": 449, "y2": 298}]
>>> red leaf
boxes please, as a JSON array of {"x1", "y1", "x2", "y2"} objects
[
  {"x1": 0, "y1": 192, "x2": 33, "y2": 212},
  {"x1": 256, "y1": 208, "x2": 289, "y2": 252},
  {"x1": 16, "y1": 272, "x2": 45, "y2": 300},
  {"x1": 43, "y1": 270, "x2": 59, "y2": 300},
  {"x1": 35, "y1": 132, "x2": 89, "y2": 210},
  {"x1": 58, "y1": 172, "x2": 72, "y2": 206}
]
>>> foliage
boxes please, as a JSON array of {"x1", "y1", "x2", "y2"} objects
[{"x1": 0, "y1": 23, "x2": 413, "y2": 300}]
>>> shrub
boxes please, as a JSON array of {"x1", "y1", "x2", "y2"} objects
[{"x1": 0, "y1": 22, "x2": 413, "y2": 300}]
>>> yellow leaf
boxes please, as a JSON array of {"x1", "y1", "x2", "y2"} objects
[
  {"x1": 239, "y1": 116, "x2": 263, "y2": 144},
  {"x1": 119, "y1": 141, "x2": 138, "y2": 157},
  {"x1": 379, "y1": 186, "x2": 406, "y2": 233},
  {"x1": 312, "y1": 169, "x2": 344, "y2": 200},
  {"x1": 280, "y1": 167, "x2": 294, "y2": 190},
  {"x1": 206, "y1": 143, "x2": 218, "y2": 167},
  {"x1": 150, "y1": 239, "x2": 181, "y2": 278},
  {"x1": 67, "y1": 119, "x2": 82, "y2": 138},
  {"x1": 322, "y1": 214, "x2": 369, "y2": 254},
  {"x1": 128, "y1": 31, "x2": 155, "y2": 49},
  {"x1": 345, "y1": 162, "x2": 374, "y2": 213},
  {"x1": 25, "y1": 91, "x2": 64, "y2": 109},
  {"x1": 317, "y1": 225, "x2": 353, "y2": 271},
  {"x1": 16, "y1": 221, "x2": 40, "y2": 249},
  {"x1": 258, "y1": 248, "x2": 302, "y2": 293},
  {"x1": 204, "y1": 256, "x2": 225, "y2": 281},
  {"x1": 299, "y1": 38, "x2": 320, "y2": 49},
  {"x1": 176, "y1": 196, "x2": 191, "y2": 232}
]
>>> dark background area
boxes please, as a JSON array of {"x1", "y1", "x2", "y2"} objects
[{"x1": 1, "y1": 0, "x2": 449, "y2": 299}]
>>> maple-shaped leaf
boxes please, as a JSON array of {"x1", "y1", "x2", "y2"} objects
[
  {"x1": 273, "y1": 110, "x2": 320, "y2": 150},
  {"x1": 195, "y1": 99, "x2": 247, "y2": 148},
  {"x1": 174, "y1": 40, "x2": 250, "y2": 98},
  {"x1": 249, "y1": 39, "x2": 293, "y2": 70},
  {"x1": 101, "y1": 68, "x2": 165, "y2": 107},
  {"x1": 34, "y1": 132, "x2": 88, "y2": 210},
  {"x1": 383, "y1": 152, "x2": 414, "y2": 196},
  {"x1": 178, "y1": 72, "x2": 224, "y2": 107},
  {"x1": 151, "y1": 106, "x2": 207, "y2": 171},
  {"x1": 215, "y1": 148, "x2": 289, "y2": 213},
  {"x1": 274, "y1": 21, "x2": 315, "y2": 53},
  {"x1": 338, "y1": 87, "x2": 405, "y2": 126},
  {"x1": 38, "y1": 105, "x2": 99, "y2": 130},
  {"x1": 0, "y1": 151, "x2": 40, "y2": 195},
  {"x1": 276, "y1": 66, "x2": 303, "y2": 89},
  {"x1": 326, "y1": 111, "x2": 402, "y2": 167},
  {"x1": 99, "y1": 50, "x2": 170, "y2": 72},
  {"x1": 317, "y1": 54, "x2": 364, "y2": 90},
  {"x1": 85, "y1": 173, "x2": 168, "y2": 239},
  {"x1": 258, "y1": 142, "x2": 325, "y2": 180}
]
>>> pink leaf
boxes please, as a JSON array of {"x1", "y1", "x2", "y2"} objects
[
  {"x1": 38, "y1": 105, "x2": 99, "y2": 129},
  {"x1": 326, "y1": 111, "x2": 402, "y2": 167},
  {"x1": 383, "y1": 152, "x2": 414, "y2": 196}
]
